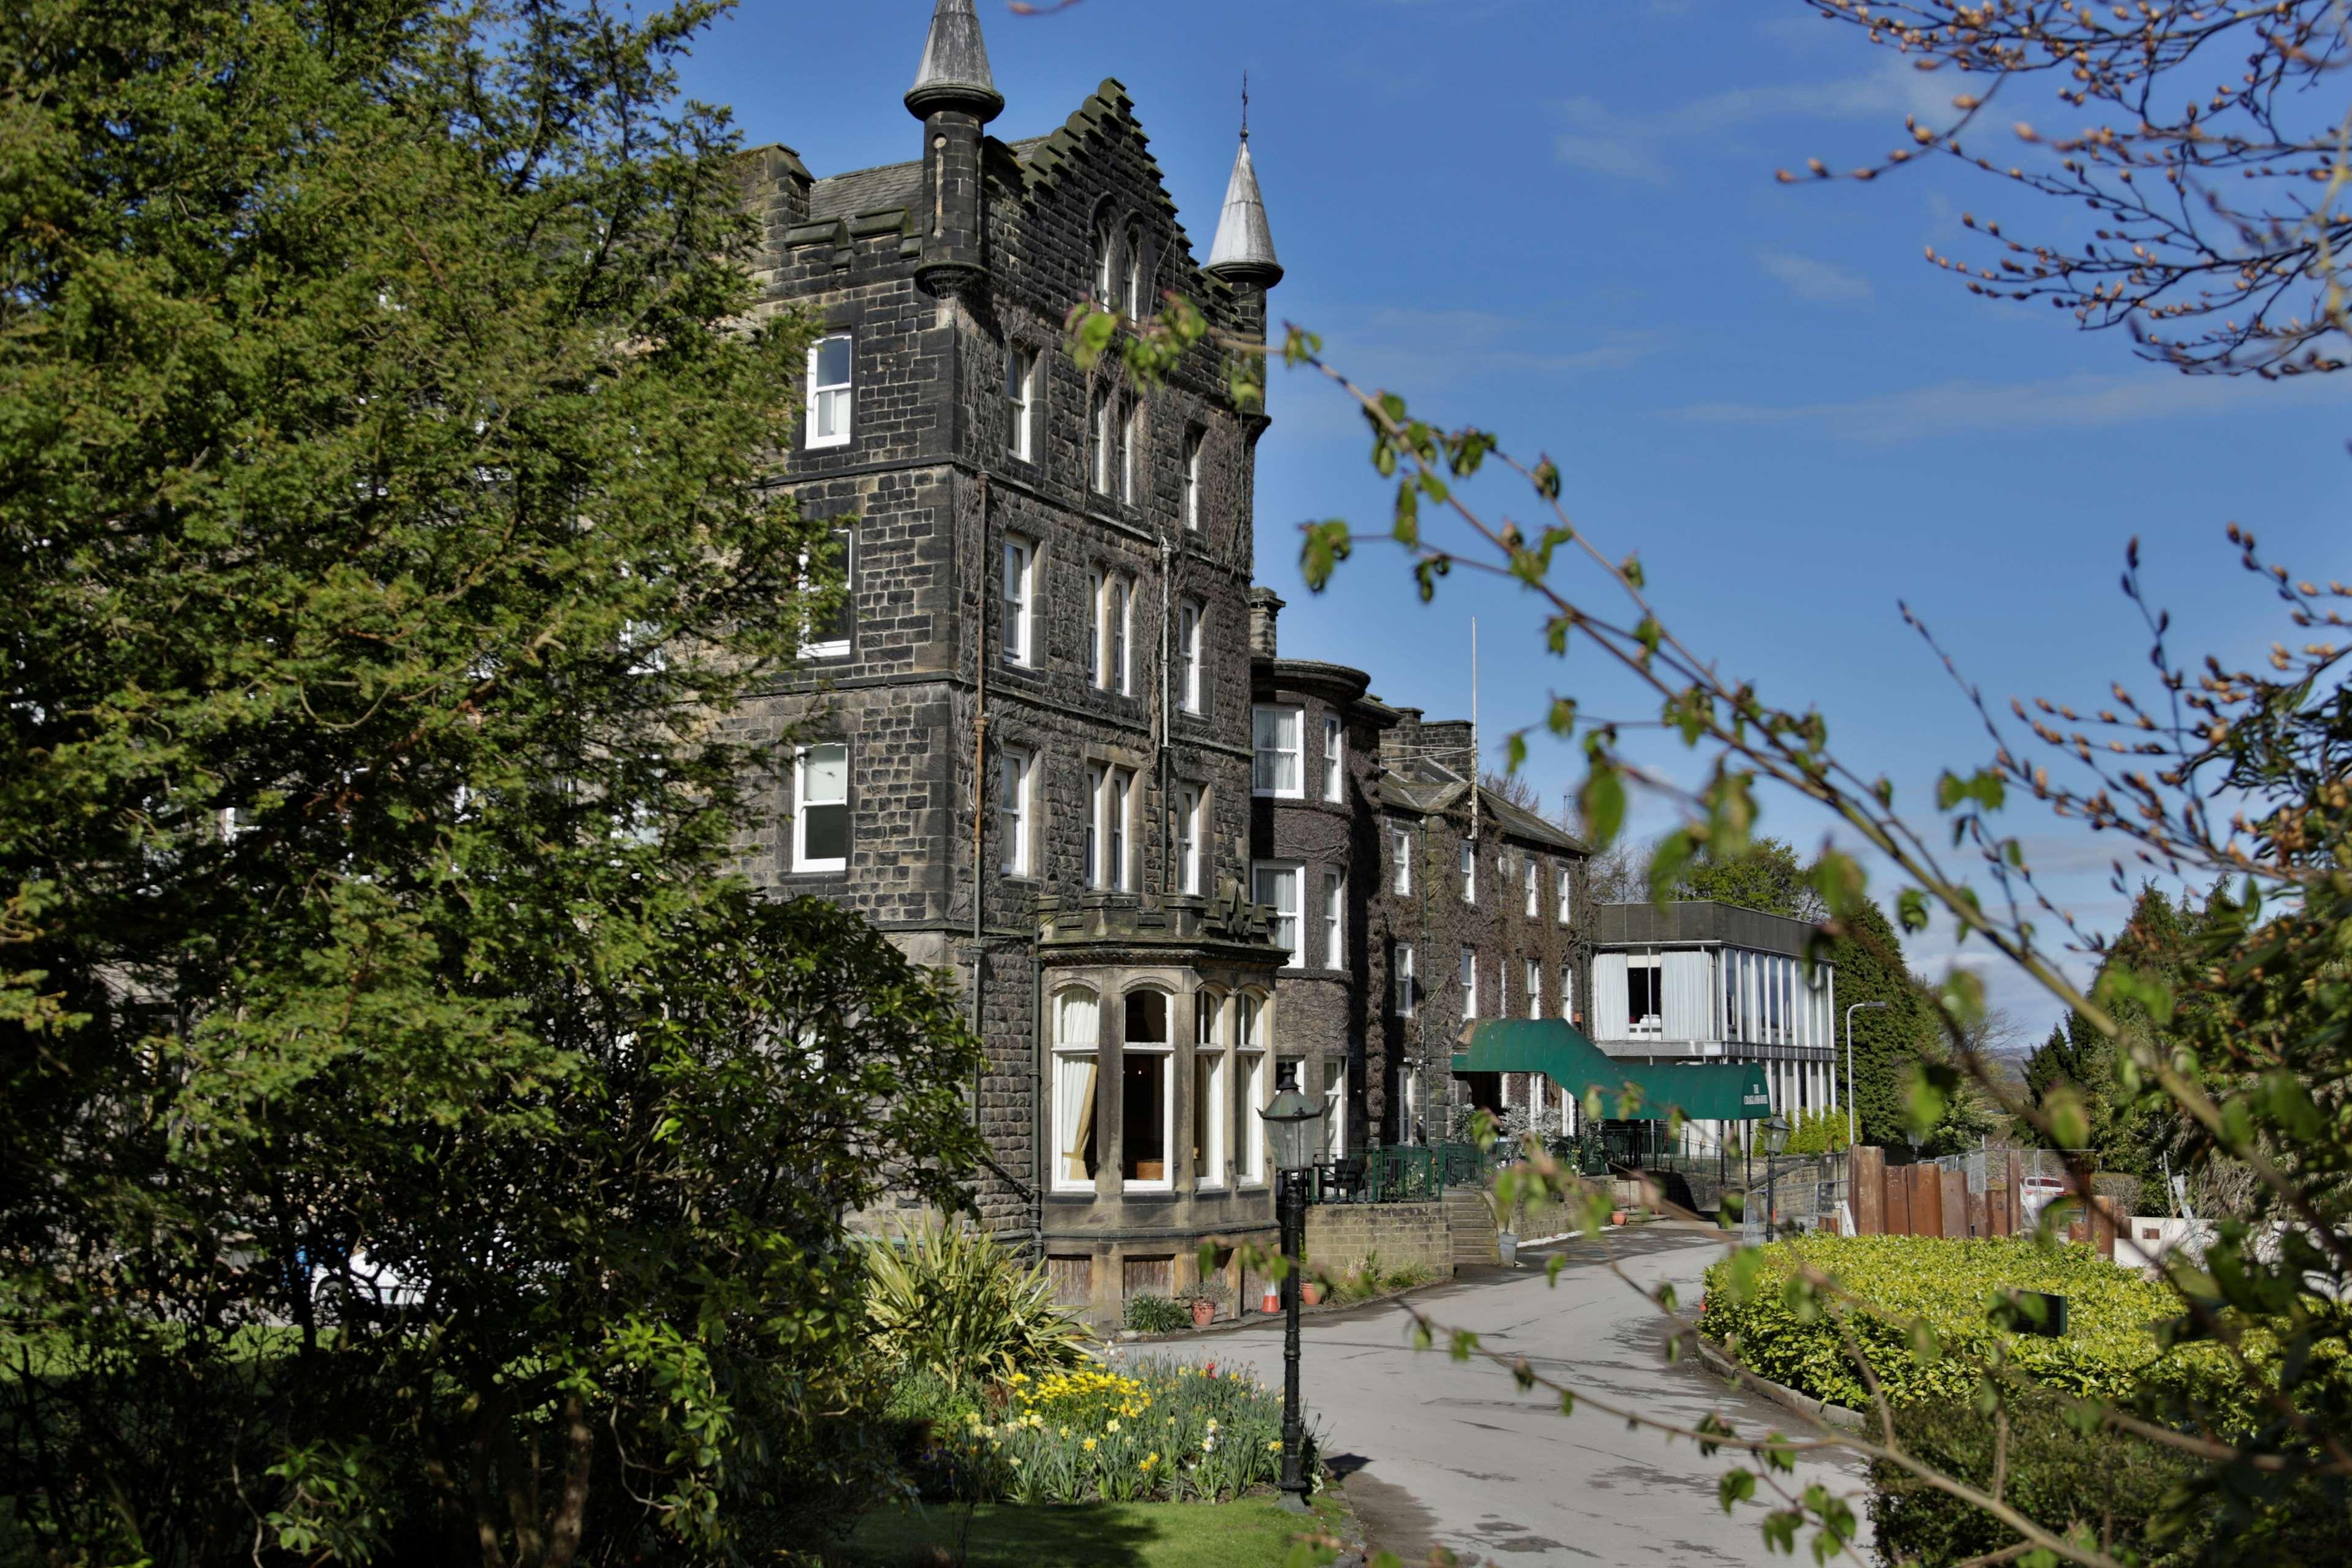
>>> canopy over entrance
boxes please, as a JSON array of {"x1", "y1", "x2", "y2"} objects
[{"x1": 1451, "y1": 1019, "x2": 1772, "y2": 1121}]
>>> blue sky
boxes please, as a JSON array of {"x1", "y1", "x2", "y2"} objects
[{"x1": 676, "y1": 1, "x2": 2348, "y2": 1039}]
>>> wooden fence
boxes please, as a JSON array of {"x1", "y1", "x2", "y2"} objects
[{"x1": 1848, "y1": 1146, "x2": 2121, "y2": 1256}]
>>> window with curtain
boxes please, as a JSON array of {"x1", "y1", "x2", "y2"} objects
[
  {"x1": 1322, "y1": 870, "x2": 1344, "y2": 971},
  {"x1": 1236, "y1": 993, "x2": 1268, "y2": 1183},
  {"x1": 806, "y1": 333, "x2": 851, "y2": 448},
  {"x1": 997, "y1": 747, "x2": 1031, "y2": 876},
  {"x1": 1052, "y1": 989, "x2": 1100, "y2": 1190},
  {"x1": 1193, "y1": 991, "x2": 1226, "y2": 1189},
  {"x1": 1253, "y1": 863, "x2": 1300, "y2": 968},
  {"x1": 1253, "y1": 705, "x2": 1302, "y2": 796}
]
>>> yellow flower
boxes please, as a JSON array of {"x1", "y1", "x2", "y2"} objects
[
  {"x1": 1058, "y1": 1425, "x2": 1071, "y2": 1438},
  {"x1": 1267, "y1": 1439, "x2": 1282, "y2": 1452},
  {"x1": 1142, "y1": 1452, "x2": 1159, "y2": 1468},
  {"x1": 1010, "y1": 1456, "x2": 1022, "y2": 1467},
  {"x1": 1083, "y1": 1438, "x2": 1098, "y2": 1452},
  {"x1": 1106, "y1": 1419, "x2": 1120, "y2": 1433},
  {"x1": 1205, "y1": 1420, "x2": 1219, "y2": 1433}
]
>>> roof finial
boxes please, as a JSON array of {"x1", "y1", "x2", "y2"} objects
[
  {"x1": 1205, "y1": 104, "x2": 1282, "y2": 290},
  {"x1": 1240, "y1": 71, "x2": 1250, "y2": 142}
]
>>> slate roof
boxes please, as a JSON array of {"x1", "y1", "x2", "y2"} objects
[
  {"x1": 1376, "y1": 756, "x2": 1584, "y2": 853},
  {"x1": 806, "y1": 135, "x2": 1054, "y2": 225}
]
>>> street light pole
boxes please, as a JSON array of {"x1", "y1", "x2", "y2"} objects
[
  {"x1": 1844, "y1": 1000, "x2": 1890, "y2": 1151},
  {"x1": 1259, "y1": 1065, "x2": 1326, "y2": 1515},
  {"x1": 1762, "y1": 1113, "x2": 1790, "y2": 1241}
]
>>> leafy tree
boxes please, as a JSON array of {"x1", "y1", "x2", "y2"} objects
[
  {"x1": 0, "y1": 2, "x2": 983, "y2": 1562},
  {"x1": 1662, "y1": 835, "x2": 1828, "y2": 922}
]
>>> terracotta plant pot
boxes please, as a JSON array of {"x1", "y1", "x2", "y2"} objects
[
  {"x1": 1610, "y1": 1209, "x2": 1627, "y2": 1226},
  {"x1": 1190, "y1": 1298, "x2": 1215, "y2": 1329},
  {"x1": 1300, "y1": 1282, "x2": 1322, "y2": 1306}
]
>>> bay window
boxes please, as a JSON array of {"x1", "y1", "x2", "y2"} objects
[
  {"x1": 1051, "y1": 988, "x2": 1101, "y2": 1191},
  {"x1": 1252, "y1": 704, "x2": 1302, "y2": 797},
  {"x1": 1121, "y1": 990, "x2": 1172, "y2": 1191}
]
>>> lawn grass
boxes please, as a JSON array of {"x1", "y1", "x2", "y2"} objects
[{"x1": 837, "y1": 1494, "x2": 1349, "y2": 1568}]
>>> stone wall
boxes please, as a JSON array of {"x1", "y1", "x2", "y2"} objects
[{"x1": 1303, "y1": 1202, "x2": 1453, "y2": 1285}]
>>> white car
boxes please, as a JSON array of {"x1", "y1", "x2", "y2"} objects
[{"x1": 2019, "y1": 1176, "x2": 2071, "y2": 1227}]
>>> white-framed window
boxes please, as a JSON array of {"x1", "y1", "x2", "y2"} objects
[
  {"x1": 1121, "y1": 990, "x2": 1173, "y2": 1191},
  {"x1": 1089, "y1": 764, "x2": 1134, "y2": 891},
  {"x1": 1090, "y1": 390, "x2": 1115, "y2": 494},
  {"x1": 792, "y1": 743, "x2": 848, "y2": 872},
  {"x1": 1627, "y1": 952, "x2": 1663, "y2": 1036},
  {"x1": 806, "y1": 333, "x2": 852, "y2": 448},
  {"x1": 1319, "y1": 1058, "x2": 1348, "y2": 1161},
  {"x1": 1052, "y1": 988, "x2": 1101, "y2": 1191},
  {"x1": 1526, "y1": 959, "x2": 1543, "y2": 1020},
  {"x1": 1093, "y1": 221, "x2": 1115, "y2": 303},
  {"x1": 1007, "y1": 346, "x2": 1037, "y2": 461},
  {"x1": 1322, "y1": 870, "x2": 1345, "y2": 971},
  {"x1": 1182, "y1": 429, "x2": 1204, "y2": 530},
  {"x1": 1461, "y1": 839, "x2": 1477, "y2": 905},
  {"x1": 997, "y1": 746, "x2": 1033, "y2": 876},
  {"x1": 1178, "y1": 600, "x2": 1204, "y2": 714},
  {"x1": 1394, "y1": 943, "x2": 1415, "y2": 1017},
  {"x1": 1252, "y1": 704, "x2": 1302, "y2": 797},
  {"x1": 1001, "y1": 537, "x2": 1034, "y2": 666},
  {"x1": 1461, "y1": 948, "x2": 1479, "y2": 1020},
  {"x1": 1558, "y1": 864, "x2": 1573, "y2": 924},
  {"x1": 1085, "y1": 569, "x2": 1105, "y2": 687},
  {"x1": 1193, "y1": 990, "x2": 1227, "y2": 1189},
  {"x1": 1110, "y1": 575, "x2": 1132, "y2": 695},
  {"x1": 1392, "y1": 826, "x2": 1412, "y2": 895},
  {"x1": 1177, "y1": 783, "x2": 1204, "y2": 895},
  {"x1": 1561, "y1": 960, "x2": 1577, "y2": 1023},
  {"x1": 797, "y1": 524, "x2": 854, "y2": 660},
  {"x1": 1120, "y1": 398, "x2": 1142, "y2": 505},
  {"x1": 1526, "y1": 858, "x2": 1539, "y2": 919},
  {"x1": 1253, "y1": 862, "x2": 1300, "y2": 968},
  {"x1": 1322, "y1": 715, "x2": 1344, "y2": 802},
  {"x1": 1236, "y1": 993, "x2": 1268, "y2": 1186}
]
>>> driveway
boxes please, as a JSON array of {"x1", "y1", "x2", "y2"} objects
[{"x1": 1154, "y1": 1225, "x2": 1872, "y2": 1566}]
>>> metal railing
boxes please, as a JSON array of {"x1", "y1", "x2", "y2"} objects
[{"x1": 1308, "y1": 1139, "x2": 1611, "y2": 1204}]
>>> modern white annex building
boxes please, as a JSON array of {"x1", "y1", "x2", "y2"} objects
[{"x1": 1587, "y1": 901, "x2": 1838, "y2": 1155}]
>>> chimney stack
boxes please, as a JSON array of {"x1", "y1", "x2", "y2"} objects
[{"x1": 1248, "y1": 586, "x2": 1284, "y2": 659}]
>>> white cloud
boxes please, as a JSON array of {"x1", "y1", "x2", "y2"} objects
[
  {"x1": 1670, "y1": 366, "x2": 2335, "y2": 440},
  {"x1": 1756, "y1": 247, "x2": 1874, "y2": 304},
  {"x1": 1551, "y1": 56, "x2": 1959, "y2": 184}
]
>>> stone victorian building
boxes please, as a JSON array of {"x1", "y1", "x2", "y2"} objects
[
  {"x1": 1245, "y1": 592, "x2": 1593, "y2": 1167},
  {"x1": 731, "y1": 0, "x2": 1292, "y2": 1323}
]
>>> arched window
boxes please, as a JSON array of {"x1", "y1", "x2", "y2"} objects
[
  {"x1": 1193, "y1": 990, "x2": 1227, "y2": 1189},
  {"x1": 1122, "y1": 989, "x2": 1172, "y2": 1190},
  {"x1": 1052, "y1": 988, "x2": 1100, "y2": 1190},
  {"x1": 1122, "y1": 227, "x2": 1145, "y2": 316},
  {"x1": 1093, "y1": 220, "x2": 1116, "y2": 304}
]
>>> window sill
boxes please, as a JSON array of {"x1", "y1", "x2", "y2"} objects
[
  {"x1": 1252, "y1": 790, "x2": 1306, "y2": 802},
  {"x1": 786, "y1": 863, "x2": 848, "y2": 877},
  {"x1": 804, "y1": 437, "x2": 852, "y2": 453}
]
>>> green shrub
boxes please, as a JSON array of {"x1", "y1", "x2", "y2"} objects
[
  {"x1": 864, "y1": 1218, "x2": 1093, "y2": 1389},
  {"x1": 1698, "y1": 1235, "x2": 2247, "y2": 1423},
  {"x1": 1867, "y1": 1390, "x2": 2214, "y2": 1567},
  {"x1": 1123, "y1": 1294, "x2": 1190, "y2": 1335}
]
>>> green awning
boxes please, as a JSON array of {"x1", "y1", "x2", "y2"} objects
[{"x1": 1450, "y1": 1019, "x2": 1772, "y2": 1121}]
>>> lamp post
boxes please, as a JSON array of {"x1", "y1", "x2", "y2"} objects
[
  {"x1": 1259, "y1": 1065, "x2": 1327, "y2": 1514},
  {"x1": 1844, "y1": 1001, "x2": 1889, "y2": 1152},
  {"x1": 1762, "y1": 1113, "x2": 1791, "y2": 1239}
]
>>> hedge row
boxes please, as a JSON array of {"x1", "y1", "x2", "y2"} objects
[{"x1": 1697, "y1": 1235, "x2": 2250, "y2": 1425}]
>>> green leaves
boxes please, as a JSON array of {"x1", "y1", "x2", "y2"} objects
[
  {"x1": 1580, "y1": 760, "x2": 1627, "y2": 850},
  {"x1": 1299, "y1": 520, "x2": 1353, "y2": 590}
]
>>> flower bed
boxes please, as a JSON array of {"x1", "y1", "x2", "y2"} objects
[
  {"x1": 1698, "y1": 1235, "x2": 2249, "y2": 1424},
  {"x1": 932, "y1": 1358, "x2": 1302, "y2": 1506}
]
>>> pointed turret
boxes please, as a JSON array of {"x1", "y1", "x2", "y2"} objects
[
  {"x1": 905, "y1": 0, "x2": 1003, "y2": 123},
  {"x1": 1205, "y1": 134, "x2": 1282, "y2": 290}
]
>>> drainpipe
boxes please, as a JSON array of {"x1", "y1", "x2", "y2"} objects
[
  {"x1": 1158, "y1": 533, "x2": 1172, "y2": 894},
  {"x1": 972, "y1": 474, "x2": 990, "y2": 1066}
]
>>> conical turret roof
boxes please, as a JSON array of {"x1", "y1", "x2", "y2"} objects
[
  {"x1": 906, "y1": 0, "x2": 1003, "y2": 121},
  {"x1": 1205, "y1": 135, "x2": 1281, "y2": 287}
]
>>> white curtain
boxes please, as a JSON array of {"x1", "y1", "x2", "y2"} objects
[
  {"x1": 1591, "y1": 953, "x2": 1629, "y2": 1042},
  {"x1": 1662, "y1": 950, "x2": 1712, "y2": 1041}
]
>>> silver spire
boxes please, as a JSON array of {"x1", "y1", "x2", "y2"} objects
[
  {"x1": 906, "y1": 0, "x2": 1003, "y2": 121},
  {"x1": 1205, "y1": 132, "x2": 1282, "y2": 287}
]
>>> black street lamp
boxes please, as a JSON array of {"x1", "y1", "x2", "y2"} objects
[
  {"x1": 1762, "y1": 1112, "x2": 1791, "y2": 1240},
  {"x1": 1259, "y1": 1064, "x2": 1326, "y2": 1514}
]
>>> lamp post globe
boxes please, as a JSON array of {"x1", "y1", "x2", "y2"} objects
[
  {"x1": 1256, "y1": 1065, "x2": 1325, "y2": 1513},
  {"x1": 1763, "y1": 1114, "x2": 1791, "y2": 1156}
]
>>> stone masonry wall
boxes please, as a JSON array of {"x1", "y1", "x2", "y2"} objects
[{"x1": 1303, "y1": 1202, "x2": 1453, "y2": 1285}]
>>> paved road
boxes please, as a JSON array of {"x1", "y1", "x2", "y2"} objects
[{"x1": 1155, "y1": 1226, "x2": 1871, "y2": 1566}]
